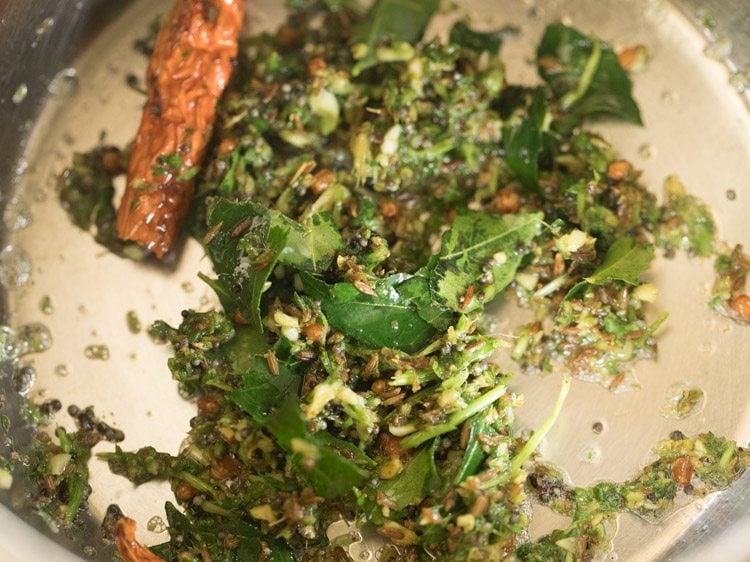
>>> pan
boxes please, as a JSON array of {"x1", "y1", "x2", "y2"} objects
[{"x1": 0, "y1": 0, "x2": 748, "y2": 560}]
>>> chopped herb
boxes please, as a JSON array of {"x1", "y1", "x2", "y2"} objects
[
  {"x1": 126, "y1": 310, "x2": 142, "y2": 334},
  {"x1": 58, "y1": 146, "x2": 145, "y2": 259},
  {"x1": 657, "y1": 175, "x2": 716, "y2": 257},
  {"x1": 523, "y1": 433, "x2": 749, "y2": 560},
  {"x1": 710, "y1": 245, "x2": 750, "y2": 324}
]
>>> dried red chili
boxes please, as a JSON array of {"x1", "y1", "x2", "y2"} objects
[
  {"x1": 116, "y1": 0, "x2": 244, "y2": 258},
  {"x1": 115, "y1": 517, "x2": 166, "y2": 562}
]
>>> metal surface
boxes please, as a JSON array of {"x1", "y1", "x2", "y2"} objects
[
  {"x1": 1, "y1": 1, "x2": 749, "y2": 560},
  {"x1": 0, "y1": 0, "x2": 130, "y2": 321}
]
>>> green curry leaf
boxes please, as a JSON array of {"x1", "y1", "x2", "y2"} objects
[
  {"x1": 302, "y1": 273, "x2": 438, "y2": 353},
  {"x1": 203, "y1": 199, "x2": 343, "y2": 328},
  {"x1": 585, "y1": 237, "x2": 654, "y2": 285},
  {"x1": 454, "y1": 414, "x2": 491, "y2": 484},
  {"x1": 430, "y1": 211, "x2": 543, "y2": 312},
  {"x1": 537, "y1": 24, "x2": 642, "y2": 126},
  {"x1": 352, "y1": 0, "x2": 440, "y2": 75},
  {"x1": 449, "y1": 21, "x2": 503, "y2": 54},
  {"x1": 353, "y1": 0, "x2": 439, "y2": 46},
  {"x1": 264, "y1": 399, "x2": 369, "y2": 498},
  {"x1": 280, "y1": 212, "x2": 343, "y2": 272},
  {"x1": 150, "y1": 502, "x2": 296, "y2": 562},
  {"x1": 381, "y1": 440, "x2": 440, "y2": 510},
  {"x1": 502, "y1": 90, "x2": 548, "y2": 192},
  {"x1": 228, "y1": 357, "x2": 302, "y2": 423}
]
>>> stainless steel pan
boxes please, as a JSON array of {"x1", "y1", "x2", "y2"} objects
[{"x1": 1, "y1": 1, "x2": 749, "y2": 560}]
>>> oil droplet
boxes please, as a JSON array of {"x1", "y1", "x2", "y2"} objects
[
  {"x1": 146, "y1": 515, "x2": 167, "y2": 533},
  {"x1": 54, "y1": 364, "x2": 70, "y2": 377},
  {"x1": 326, "y1": 519, "x2": 358, "y2": 543},
  {"x1": 661, "y1": 382, "x2": 705, "y2": 420},
  {"x1": 637, "y1": 143, "x2": 655, "y2": 160},
  {"x1": 695, "y1": 8, "x2": 716, "y2": 31},
  {"x1": 12, "y1": 83, "x2": 28, "y2": 105},
  {"x1": 730, "y1": 70, "x2": 750, "y2": 94},
  {"x1": 17, "y1": 323, "x2": 53, "y2": 355},
  {"x1": 660, "y1": 89, "x2": 679, "y2": 104},
  {"x1": 704, "y1": 37, "x2": 732, "y2": 61},
  {"x1": 32, "y1": 187, "x2": 47, "y2": 203},
  {"x1": 84, "y1": 344, "x2": 110, "y2": 361},
  {"x1": 47, "y1": 67, "x2": 78, "y2": 98},
  {"x1": 12, "y1": 365, "x2": 36, "y2": 395},
  {"x1": 375, "y1": 545, "x2": 401, "y2": 559},
  {"x1": 577, "y1": 445, "x2": 602, "y2": 464},
  {"x1": 352, "y1": 530, "x2": 363, "y2": 541},
  {"x1": 4, "y1": 198, "x2": 32, "y2": 231},
  {"x1": 39, "y1": 295, "x2": 54, "y2": 315},
  {"x1": 126, "y1": 310, "x2": 142, "y2": 334},
  {"x1": 0, "y1": 245, "x2": 32, "y2": 287},
  {"x1": 82, "y1": 545, "x2": 96, "y2": 558},
  {"x1": 697, "y1": 340, "x2": 716, "y2": 355},
  {"x1": 0, "y1": 326, "x2": 19, "y2": 363},
  {"x1": 35, "y1": 17, "x2": 54, "y2": 35},
  {"x1": 14, "y1": 159, "x2": 28, "y2": 179}
]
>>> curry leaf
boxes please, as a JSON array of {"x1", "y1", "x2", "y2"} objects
[
  {"x1": 203, "y1": 199, "x2": 343, "y2": 328},
  {"x1": 352, "y1": 0, "x2": 439, "y2": 75},
  {"x1": 264, "y1": 399, "x2": 369, "y2": 498},
  {"x1": 304, "y1": 446, "x2": 371, "y2": 498},
  {"x1": 221, "y1": 326, "x2": 270, "y2": 374},
  {"x1": 280, "y1": 212, "x2": 343, "y2": 272},
  {"x1": 537, "y1": 24, "x2": 642, "y2": 125},
  {"x1": 392, "y1": 272, "x2": 453, "y2": 330},
  {"x1": 584, "y1": 237, "x2": 654, "y2": 286},
  {"x1": 302, "y1": 273, "x2": 438, "y2": 353},
  {"x1": 197, "y1": 273, "x2": 242, "y2": 319},
  {"x1": 354, "y1": 0, "x2": 439, "y2": 46},
  {"x1": 502, "y1": 90, "x2": 547, "y2": 192},
  {"x1": 151, "y1": 502, "x2": 296, "y2": 562},
  {"x1": 430, "y1": 211, "x2": 543, "y2": 312},
  {"x1": 454, "y1": 414, "x2": 491, "y2": 484},
  {"x1": 228, "y1": 357, "x2": 302, "y2": 423},
  {"x1": 317, "y1": 432, "x2": 378, "y2": 469},
  {"x1": 203, "y1": 199, "x2": 285, "y2": 328},
  {"x1": 207, "y1": 199, "x2": 342, "y2": 274},
  {"x1": 381, "y1": 440, "x2": 440, "y2": 510},
  {"x1": 449, "y1": 21, "x2": 503, "y2": 54}
]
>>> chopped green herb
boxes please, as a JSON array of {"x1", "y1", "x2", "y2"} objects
[
  {"x1": 126, "y1": 310, "x2": 142, "y2": 334},
  {"x1": 657, "y1": 175, "x2": 716, "y2": 257}
]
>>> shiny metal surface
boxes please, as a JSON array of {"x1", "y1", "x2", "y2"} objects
[
  {"x1": 1, "y1": 1, "x2": 749, "y2": 560},
  {"x1": 0, "y1": 0, "x2": 129, "y2": 315}
]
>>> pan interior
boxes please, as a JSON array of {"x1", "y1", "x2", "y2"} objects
[{"x1": 3, "y1": 0, "x2": 749, "y2": 560}]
